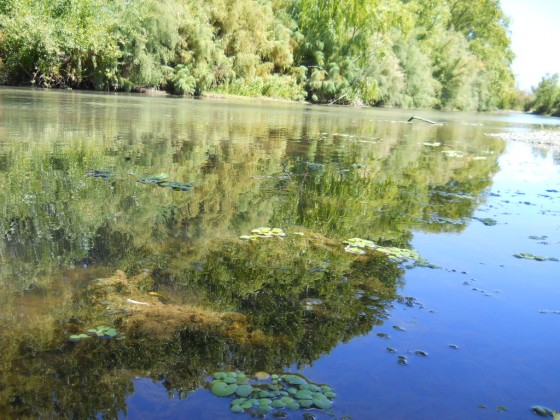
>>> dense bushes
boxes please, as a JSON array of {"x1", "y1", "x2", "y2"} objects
[{"x1": 0, "y1": 0, "x2": 518, "y2": 109}]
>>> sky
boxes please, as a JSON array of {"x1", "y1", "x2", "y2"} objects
[{"x1": 500, "y1": 0, "x2": 560, "y2": 91}]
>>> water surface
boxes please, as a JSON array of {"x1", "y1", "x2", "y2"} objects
[{"x1": 0, "y1": 88, "x2": 559, "y2": 419}]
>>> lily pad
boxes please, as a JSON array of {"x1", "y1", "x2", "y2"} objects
[
  {"x1": 85, "y1": 169, "x2": 113, "y2": 180},
  {"x1": 254, "y1": 371, "x2": 270, "y2": 380},
  {"x1": 286, "y1": 402, "x2": 301, "y2": 410},
  {"x1": 235, "y1": 385, "x2": 253, "y2": 397},
  {"x1": 532, "y1": 406, "x2": 554, "y2": 417},
  {"x1": 299, "y1": 400, "x2": 314, "y2": 408},
  {"x1": 344, "y1": 246, "x2": 366, "y2": 255},
  {"x1": 514, "y1": 253, "x2": 557, "y2": 261},
  {"x1": 208, "y1": 371, "x2": 335, "y2": 412},
  {"x1": 474, "y1": 217, "x2": 497, "y2": 226},
  {"x1": 211, "y1": 381, "x2": 238, "y2": 397},
  {"x1": 213, "y1": 372, "x2": 228, "y2": 380},
  {"x1": 313, "y1": 398, "x2": 332, "y2": 409},
  {"x1": 157, "y1": 181, "x2": 193, "y2": 191},
  {"x1": 138, "y1": 173, "x2": 169, "y2": 184},
  {"x1": 282, "y1": 374, "x2": 307, "y2": 386},
  {"x1": 68, "y1": 333, "x2": 90, "y2": 342},
  {"x1": 230, "y1": 405, "x2": 244, "y2": 413},
  {"x1": 271, "y1": 400, "x2": 286, "y2": 408},
  {"x1": 295, "y1": 390, "x2": 313, "y2": 400}
]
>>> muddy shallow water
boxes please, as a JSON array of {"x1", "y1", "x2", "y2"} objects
[{"x1": 0, "y1": 88, "x2": 559, "y2": 419}]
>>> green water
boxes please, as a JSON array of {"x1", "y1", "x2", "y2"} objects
[{"x1": 0, "y1": 88, "x2": 559, "y2": 419}]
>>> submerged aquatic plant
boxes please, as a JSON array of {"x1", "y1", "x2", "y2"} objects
[{"x1": 208, "y1": 371, "x2": 335, "y2": 414}]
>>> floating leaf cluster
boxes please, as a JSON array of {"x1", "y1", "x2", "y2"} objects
[
  {"x1": 68, "y1": 325, "x2": 123, "y2": 342},
  {"x1": 513, "y1": 253, "x2": 558, "y2": 262},
  {"x1": 343, "y1": 238, "x2": 438, "y2": 268},
  {"x1": 473, "y1": 217, "x2": 497, "y2": 226},
  {"x1": 442, "y1": 150, "x2": 464, "y2": 158},
  {"x1": 532, "y1": 405, "x2": 555, "y2": 417},
  {"x1": 86, "y1": 170, "x2": 193, "y2": 191},
  {"x1": 85, "y1": 169, "x2": 113, "y2": 180},
  {"x1": 138, "y1": 173, "x2": 193, "y2": 191},
  {"x1": 239, "y1": 227, "x2": 286, "y2": 240},
  {"x1": 208, "y1": 371, "x2": 336, "y2": 414}
]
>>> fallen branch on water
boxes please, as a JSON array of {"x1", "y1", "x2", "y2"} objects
[{"x1": 407, "y1": 115, "x2": 439, "y2": 124}]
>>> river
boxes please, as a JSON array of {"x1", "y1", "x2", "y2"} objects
[{"x1": 0, "y1": 87, "x2": 559, "y2": 419}]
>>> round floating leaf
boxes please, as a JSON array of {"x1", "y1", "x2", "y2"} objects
[
  {"x1": 241, "y1": 401, "x2": 253, "y2": 409},
  {"x1": 299, "y1": 399, "x2": 313, "y2": 408},
  {"x1": 254, "y1": 371, "x2": 270, "y2": 380},
  {"x1": 312, "y1": 392, "x2": 326, "y2": 400},
  {"x1": 231, "y1": 405, "x2": 244, "y2": 413},
  {"x1": 213, "y1": 372, "x2": 227, "y2": 380},
  {"x1": 258, "y1": 398, "x2": 272, "y2": 406},
  {"x1": 295, "y1": 390, "x2": 313, "y2": 400},
  {"x1": 286, "y1": 402, "x2": 300, "y2": 410},
  {"x1": 224, "y1": 376, "x2": 237, "y2": 384},
  {"x1": 231, "y1": 398, "x2": 246, "y2": 406},
  {"x1": 236, "y1": 385, "x2": 253, "y2": 398},
  {"x1": 313, "y1": 398, "x2": 333, "y2": 409},
  {"x1": 324, "y1": 391, "x2": 336, "y2": 399},
  {"x1": 258, "y1": 405, "x2": 273, "y2": 413},
  {"x1": 105, "y1": 328, "x2": 118, "y2": 338},
  {"x1": 320, "y1": 385, "x2": 331, "y2": 393},
  {"x1": 283, "y1": 375, "x2": 307, "y2": 385},
  {"x1": 271, "y1": 400, "x2": 286, "y2": 408},
  {"x1": 345, "y1": 246, "x2": 366, "y2": 255},
  {"x1": 211, "y1": 381, "x2": 238, "y2": 397},
  {"x1": 68, "y1": 334, "x2": 90, "y2": 342},
  {"x1": 258, "y1": 390, "x2": 270, "y2": 398},
  {"x1": 287, "y1": 387, "x2": 297, "y2": 394},
  {"x1": 236, "y1": 377, "x2": 249, "y2": 385},
  {"x1": 308, "y1": 384, "x2": 320, "y2": 392},
  {"x1": 280, "y1": 397, "x2": 295, "y2": 404}
]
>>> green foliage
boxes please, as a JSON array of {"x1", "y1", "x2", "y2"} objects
[
  {"x1": 527, "y1": 74, "x2": 560, "y2": 116},
  {"x1": 0, "y1": 0, "x2": 517, "y2": 108}
]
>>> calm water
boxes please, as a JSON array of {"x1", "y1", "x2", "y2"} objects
[{"x1": 0, "y1": 88, "x2": 559, "y2": 419}]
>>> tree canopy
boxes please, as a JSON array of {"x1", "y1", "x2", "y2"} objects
[{"x1": 0, "y1": 0, "x2": 517, "y2": 110}]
